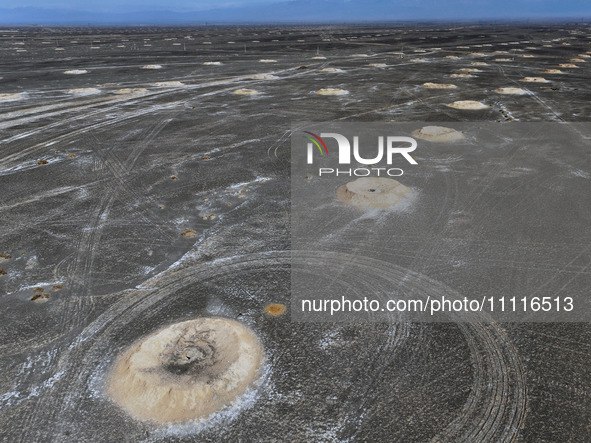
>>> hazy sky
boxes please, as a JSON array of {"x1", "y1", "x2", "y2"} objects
[
  {"x1": 0, "y1": 0, "x2": 584, "y2": 12},
  {"x1": 1, "y1": 0, "x2": 590, "y2": 23},
  {"x1": 3, "y1": 0, "x2": 280, "y2": 12}
]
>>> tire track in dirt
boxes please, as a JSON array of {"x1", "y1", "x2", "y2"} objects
[{"x1": 26, "y1": 251, "x2": 526, "y2": 442}]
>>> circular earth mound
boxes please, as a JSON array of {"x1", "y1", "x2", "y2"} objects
[
  {"x1": 316, "y1": 88, "x2": 348, "y2": 95},
  {"x1": 421, "y1": 82, "x2": 457, "y2": 89},
  {"x1": 520, "y1": 77, "x2": 549, "y2": 83},
  {"x1": 495, "y1": 87, "x2": 527, "y2": 95},
  {"x1": 412, "y1": 126, "x2": 464, "y2": 142},
  {"x1": 250, "y1": 74, "x2": 277, "y2": 80},
  {"x1": 336, "y1": 177, "x2": 411, "y2": 209},
  {"x1": 447, "y1": 100, "x2": 489, "y2": 110},
  {"x1": 107, "y1": 317, "x2": 265, "y2": 423},
  {"x1": 68, "y1": 88, "x2": 100, "y2": 95},
  {"x1": 232, "y1": 88, "x2": 259, "y2": 95},
  {"x1": 152, "y1": 81, "x2": 184, "y2": 87}
]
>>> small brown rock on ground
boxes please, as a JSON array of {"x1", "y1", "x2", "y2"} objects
[
  {"x1": 31, "y1": 293, "x2": 50, "y2": 303},
  {"x1": 264, "y1": 303, "x2": 286, "y2": 316},
  {"x1": 181, "y1": 229, "x2": 197, "y2": 238}
]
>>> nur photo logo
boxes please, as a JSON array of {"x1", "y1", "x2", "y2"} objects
[{"x1": 301, "y1": 130, "x2": 419, "y2": 177}]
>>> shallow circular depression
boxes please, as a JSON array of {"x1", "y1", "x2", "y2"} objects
[{"x1": 42, "y1": 252, "x2": 526, "y2": 442}]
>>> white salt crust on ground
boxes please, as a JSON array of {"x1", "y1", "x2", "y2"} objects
[{"x1": 0, "y1": 93, "x2": 24, "y2": 101}]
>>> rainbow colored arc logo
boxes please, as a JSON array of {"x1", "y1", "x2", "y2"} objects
[{"x1": 302, "y1": 131, "x2": 328, "y2": 155}]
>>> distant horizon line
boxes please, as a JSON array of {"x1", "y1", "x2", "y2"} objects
[
  {"x1": 1, "y1": 2, "x2": 591, "y2": 27},
  {"x1": 2, "y1": 17, "x2": 591, "y2": 27}
]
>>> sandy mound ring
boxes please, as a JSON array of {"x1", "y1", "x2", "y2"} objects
[
  {"x1": 495, "y1": 87, "x2": 527, "y2": 95},
  {"x1": 259, "y1": 59, "x2": 277, "y2": 63},
  {"x1": 321, "y1": 67, "x2": 342, "y2": 72},
  {"x1": 142, "y1": 64, "x2": 162, "y2": 69},
  {"x1": 542, "y1": 69, "x2": 563, "y2": 74},
  {"x1": 421, "y1": 82, "x2": 457, "y2": 89},
  {"x1": 448, "y1": 100, "x2": 489, "y2": 110},
  {"x1": 0, "y1": 93, "x2": 24, "y2": 101},
  {"x1": 203, "y1": 61, "x2": 223, "y2": 66},
  {"x1": 316, "y1": 88, "x2": 349, "y2": 95},
  {"x1": 412, "y1": 126, "x2": 464, "y2": 142},
  {"x1": 107, "y1": 317, "x2": 265, "y2": 423},
  {"x1": 336, "y1": 177, "x2": 411, "y2": 209},
  {"x1": 64, "y1": 69, "x2": 88, "y2": 75},
  {"x1": 450, "y1": 73, "x2": 474, "y2": 78},
  {"x1": 232, "y1": 88, "x2": 259, "y2": 95}
]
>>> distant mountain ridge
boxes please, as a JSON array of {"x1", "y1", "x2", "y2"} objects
[{"x1": 0, "y1": 1, "x2": 590, "y2": 25}]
